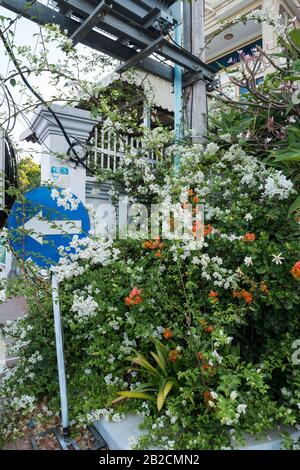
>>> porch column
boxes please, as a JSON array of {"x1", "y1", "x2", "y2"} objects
[{"x1": 22, "y1": 105, "x2": 99, "y2": 203}]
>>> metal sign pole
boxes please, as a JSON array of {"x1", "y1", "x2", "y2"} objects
[{"x1": 51, "y1": 272, "x2": 70, "y2": 437}]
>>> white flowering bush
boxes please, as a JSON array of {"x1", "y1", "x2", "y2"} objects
[
  {"x1": 1, "y1": 5, "x2": 300, "y2": 450},
  {"x1": 1, "y1": 134, "x2": 300, "y2": 450}
]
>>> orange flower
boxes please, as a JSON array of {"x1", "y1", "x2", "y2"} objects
[
  {"x1": 208, "y1": 291, "x2": 219, "y2": 303},
  {"x1": 241, "y1": 289, "x2": 253, "y2": 304},
  {"x1": 260, "y1": 282, "x2": 269, "y2": 294},
  {"x1": 155, "y1": 250, "x2": 161, "y2": 258},
  {"x1": 243, "y1": 232, "x2": 256, "y2": 242},
  {"x1": 169, "y1": 349, "x2": 179, "y2": 362},
  {"x1": 204, "y1": 224, "x2": 213, "y2": 237},
  {"x1": 163, "y1": 328, "x2": 173, "y2": 340},
  {"x1": 125, "y1": 287, "x2": 143, "y2": 306},
  {"x1": 204, "y1": 390, "x2": 212, "y2": 403},
  {"x1": 202, "y1": 363, "x2": 211, "y2": 371},
  {"x1": 209, "y1": 291, "x2": 218, "y2": 297},
  {"x1": 191, "y1": 222, "x2": 212, "y2": 238},
  {"x1": 193, "y1": 196, "x2": 200, "y2": 203},
  {"x1": 197, "y1": 352, "x2": 204, "y2": 361},
  {"x1": 143, "y1": 238, "x2": 164, "y2": 251},
  {"x1": 233, "y1": 289, "x2": 253, "y2": 304},
  {"x1": 291, "y1": 261, "x2": 300, "y2": 280},
  {"x1": 192, "y1": 220, "x2": 202, "y2": 233},
  {"x1": 205, "y1": 325, "x2": 214, "y2": 334}
]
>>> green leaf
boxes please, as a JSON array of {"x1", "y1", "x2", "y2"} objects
[
  {"x1": 150, "y1": 351, "x2": 167, "y2": 375},
  {"x1": 274, "y1": 152, "x2": 300, "y2": 162},
  {"x1": 163, "y1": 379, "x2": 175, "y2": 398},
  {"x1": 285, "y1": 101, "x2": 295, "y2": 115},
  {"x1": 289, "y1": 195, "x2": 300, "y2": 215},
  {"x1": 155, "y1": 342, "x2": 168, "y2": 369},
  {"x1": 118, "y1": 391, "x2": 151, "y2": 399},
  {"x1": 289, "y1": 29, "x2": 300, "y2": 48},
  {"x1": 130, "y1": 353, "x2": 160, "y2": 377},
  {"x1": 157, "y1": 389, "x2": 165, "y2": 411},
  {"x1": 10, "y1": 78, "x2": 16, "y2": 87}
]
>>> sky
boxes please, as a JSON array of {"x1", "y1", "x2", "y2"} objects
[
  {"x1": 0, "y1": 5, "x2": 54, "y2": 154},
  {"x1": 0, "y1": 3, "x2": 112, "y2": 162}
]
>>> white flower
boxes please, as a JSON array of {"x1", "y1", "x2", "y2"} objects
[
  {"x1": 84, "y1": 369, "x2": 92, "y2": 375},
  {"x1": 272, "y1": 253, "x2": 285, "y2": 265},
  {"x1": 281, "y1": 387, "x2": 292, "y2": 398},
  {"x1": 237, "y1": 404, "x2": 247, "y2": 415},
  {"x1": 263, "y1": 171, "x2": 294, "y2": 200},
  {"x1": 167, "y1": 440, "x2": 175, "y2": 448},
  {"x1": 245, "y1": 213, "x2": 253, "y2": 222},
  {"x1": 292, "y1": 82, "x2": 300, "y2": 105},
  {"x1": 128, "y1": 435, "x2": 137, "y2": 449},
  {"x1": 51, "y1": 187, "x2": 80, "y2": 211},
  {"x1": 205, "y1": 142, "x2": 219, "y2": 155},
  {"x1": 71, "y1": 293, "x2": 98, "y2": 323},
  {"x1": 220, "y1": 133, "x2": 232, "y2": 143},
  {"x1": 224, "y1": 418, "x2": 234, "y2": 426},
  {"x1": 212, "y1": 350, "x2": 223, "y2": 364},
  {"x1": 230, "y1": 391, "x2": 238, "y2": 400},
  {"x1": 0, "y1": 288, "x2": 6, "y2": 302},
  {"x1": 244, "y1": 257, "x2": 253, "y2": 267},
  {"x1": 208, "y1": 400, "x2": 215, "y2": 408},
  {"x1": 210, "y1": 391, "x2": 218, "y2": 400}
]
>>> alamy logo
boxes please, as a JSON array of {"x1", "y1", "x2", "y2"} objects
[{"x1": 95, "y1": 197, "x2": 205, "y2": 248}]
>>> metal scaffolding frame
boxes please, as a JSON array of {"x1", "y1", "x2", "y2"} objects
[{"x1": 1, "y1": 0, "x2": 215, "y2": 86}]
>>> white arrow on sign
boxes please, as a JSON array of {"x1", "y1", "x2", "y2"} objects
[{"x1": 24, "y1": 211, "x2": 82, "y2": 245}]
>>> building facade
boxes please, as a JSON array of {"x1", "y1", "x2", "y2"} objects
[{"x1": 205, "y1": 0, "x2": 300, "y2": 96}]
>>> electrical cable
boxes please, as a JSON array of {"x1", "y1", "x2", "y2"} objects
[
  {"x1": 0, "y1": 132, "x2": 18, "y2": 229},
  {"x1": 0, "y1": 26, "x2": 94, "y2": 174},
  {"x1": 2, "y1": 82, "x2": 95, "y2": 167}
]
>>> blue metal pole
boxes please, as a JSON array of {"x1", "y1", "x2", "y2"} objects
[{"x1": 173, "y1": 0, "x2": 182, "y2": 170}]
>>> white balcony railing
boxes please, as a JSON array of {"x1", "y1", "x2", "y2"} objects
[{"x1": 87, "y1": 128, "x2": 159, "y2": 174}]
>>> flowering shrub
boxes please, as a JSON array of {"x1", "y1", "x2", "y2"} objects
[
  {"x1": 0, "y1": 5, "x2": 300, "y2": 450},
  {"x1": 1, "y1": 134, "x2": 300, "y2": 450}
]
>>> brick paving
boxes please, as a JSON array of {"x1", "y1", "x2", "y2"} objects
[{"x1": 3, "y1": 437, "x2": 31, "y2": 450}]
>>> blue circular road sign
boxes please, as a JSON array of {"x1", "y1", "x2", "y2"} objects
[{"x1": 7, "y1": 186, "x2": 90, "y2": 268}]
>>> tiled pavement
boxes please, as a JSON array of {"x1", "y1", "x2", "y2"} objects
[
  {"x1": 1, "y1": 296, "x2": 30, "y2": 450},
  {"x1": 0, "y1": 296, "x2": 27, "y2": 323}
]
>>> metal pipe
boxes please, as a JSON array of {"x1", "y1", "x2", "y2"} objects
[
  {"x1": 51, "y1": 273, "x2": 69, "y2": 437},
  {"x1": 173, "y1": 1, "x2": 183, "y2": 169}
]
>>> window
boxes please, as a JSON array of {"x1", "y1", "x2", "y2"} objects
[
  {"x1": 209, "y1": 39, "x2": 263, "y2": 72},
  {"x1": 239, "y1": 77, "x2": 264, "y2": 96}
]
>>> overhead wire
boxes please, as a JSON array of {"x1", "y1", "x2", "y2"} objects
[{"x1": 0, "y1": 25, "x2": 94, "y2": 174}]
